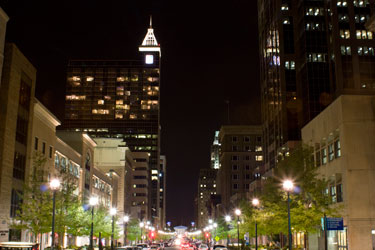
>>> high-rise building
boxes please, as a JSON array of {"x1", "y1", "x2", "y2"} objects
[
  {"x1": 216, "y1": 125, "x2": 263, "y2": 211},
  {"x1": 210, "y1": 131, "x2": 220, "y2": 169},
  {"x1": 61, "y1": 19, "x2": 162, "y2": 224},
  {"x1": 258, "y1": 0, "x2": 375, "y2": 174},
  {"x1": 159, "y1": 155, "x2": 166, "y2": 228},
  {"x1": 0, "y1": 7, "x2": 9, "y2": 87},
  {"x1": 196, "y1": 168, "x2": 217, "y2": 228}
]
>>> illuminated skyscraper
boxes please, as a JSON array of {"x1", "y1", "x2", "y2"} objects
[
  {"x1": 210, "y1": 131, "x2": 220, "y2": 169},
  {"x1": 61, "y1": 18, "x2": 162, "y2": 223},
  {"x1": 258, "y1": 0, "x2": 375, "y2": 174}
]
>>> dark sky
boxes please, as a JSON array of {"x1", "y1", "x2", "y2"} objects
[{"x1": 1, "y1": 0, "x2": 260, "y2": 226}]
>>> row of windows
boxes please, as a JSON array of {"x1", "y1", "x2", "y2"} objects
[
  {"x1": 231, "y1": 136, "x2": 262, "y2": 143},
  {"x1": 232, "y1": 145, "x2": 262, "y2": 152},
  {"x1": 93, "y1": 175, "x2": 111, "y2": 195},
  {"x1": 233, "y1": 183, "x2": 250, "y2": 190},
  {"x1": 54, "y1": 153, "x2": 80, "y2": 178},
  {"x1": 35, "y1": 137, "x2": 54, "y2": 158},
  {"x1": 337, "y1": 0, "x2": 369, "y2": 7},
  {"x1": 315, "y1": 139, "x2": 341, "y2": 167},
  {"x1": 307, "y1": 53, "x2": 328, "y2": 63},
  {"x1": 325, "y1": 184, "x2": 343, "y2": 203},
  {"x1": 339, "y1": 29, "x2": 373, "y2": 39},
  {"x1": 232, "y1": 164, "x2": 257, "y2": 171},
  {"x1": 339, "y1": 14, "x2": 369, "y2": 23},
  {"x1": 285, "y1": 61, "x2": 295, "y2": 69},
  {"x1": 306, "y1": 22, "x2": 325, "y2": 31},
  {"x1": 232, "y1": 173, "x2": 255, "y2": 180},
  {"x1": 340, "y1": 46, "x2": 375, "y2": 56},
  {"x1": 231, "y1": 155, "x2": 263, "y2": 161}
]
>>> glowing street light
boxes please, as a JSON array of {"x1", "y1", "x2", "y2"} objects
[
  {"x1": 252, "y1": 198, "x2": 260, "y2": 250},
  {"x1": 123, "y1": 215, "x2": 130, "y2": 245},
  {"x1": 225, "y1": 215, "x2": 231, "y2": 222},
  {"x1": 110, "y1": 208, "x2": 117, "y2": 250},
  {"x1": 235, "y1": 208, "x2": 241, "y2": 250},
  {"x1": 224, "y1": 215, "x2": 231, "y2": 247},
  {"x1": 139, "y1": 222, "x2": 145, "y2": 243},
  {"x1": 89, "y1": 196, "x2": 99, "y2": 250},
  {"x1": 283, "y1": 179, "x2": 294, "y2": 250},
  {"x1": 208, "y1": 219, "x2": 213, "y2": 224},
  {"x1": 50, "y1": 179, "x2": 60, "y2": 250}
]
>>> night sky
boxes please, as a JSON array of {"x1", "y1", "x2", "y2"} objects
[{"x1": 1, "y1": 0, "x2": 260, "y2": 226}]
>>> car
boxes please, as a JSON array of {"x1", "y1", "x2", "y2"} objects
[
  {"x1": 117, "y1": 246, "x2": 141, "y2": 250},
  {"x1": 150, "y1": 245, "x2": 160, "y2": 250},
  {"x1": 198, "y1": 244, "x2": 208, "y2": 250},
  {"x1": 137, "y1": 244, "x2": 150, "y2": 250},
  {"x1": 0, "y1": 242, "x2": 39, "y2": 250},
  {"x1": 212, "y1": 245, "x2": 227, "y2": 250}
]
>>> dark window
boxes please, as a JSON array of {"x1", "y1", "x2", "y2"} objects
[
  {"x1": 49, "y1": 146, "x2": 53, "y2": 158},
  {"x1": 8, "y1": 229, "x2": 21, "y2": 241},
  {"x1": 10, "y1": 189, "x2": 22, "y2": 218},
  {"x1": 328, "y1": 143, "x2": 334, "y2": 161},
  {"x1": 245, "y1": 165, "x2": 250, "y2": 170},
  {"x1": 232, "y1": 174, "x2": 238, "y2": 180},
  {"x1": 244, "y1": 136, "x2": 250, "y2": 142},
  {"x1": 134, "y1": 175, "x2": 147, "y2": 179},
  {"x1": 232, "y1": 165, "x2": 238, "y2": 171},
  {"x1": 232, "y1": 145, "x2": 238, "y2": 151},
  {"x1": 13, "y1": 152, "x2": 26, "y2": 181},
  {"x1": 337, "y1": 184, "x2": 343, "y2": 202},
  {"x1": 233, "y1": 184, "x2": 238, "y2": 189},
  {"x1": 245, "y1": 174, "x2": 250, "y2": 179},
  {"x1": 19, "y1": 79, "x2": 31, "y2": 110},
  {"x1": 335, "y1": 140, "x2": 341, "y2": 158},
  {"x1": 42, "y1": 142, "x2": 46, "y2": 155},
  {"x1": 232, "y1": 136, "x2": 238, "y2": 142},
  {"x1": 34, "y1": 137, "x2": 38, "y2": 150},
  {"x1": 15, "y1": 117, "x2": 28, "y2": 145}
]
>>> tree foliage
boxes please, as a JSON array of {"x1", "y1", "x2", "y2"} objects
[{"x1": 238, "y1": 144, "x2": 342, "y2": 237}]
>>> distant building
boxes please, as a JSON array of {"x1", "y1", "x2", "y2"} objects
[
  {"x1": 210, "y1": 131, "x2": 220, "y2": 169},
  {"x1": 159, "y1": 155, "x2": 166, "y2": 228},
  {"x1": 197, "y1": 168, "x2": 217, "y2": 228},
  {"x1": 216, "y1": 125, "x2": 263, "y2": 211},
  {"x1": 0, "y1": 43, "x2": 37, "y2": 242},
  {"x1": 302, "y1": 95, "x2": 375, "y2": 250},
  {"x1": 258, "y1": 0, "x2": 375, "y2": 176},
  {"x1": 0, "y1": 7, "x2": 9, "y2": 87},
  {"x1": 60, "y1": 19, "x2": 162, "y2": 224}
]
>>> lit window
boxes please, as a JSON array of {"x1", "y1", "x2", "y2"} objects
[
  {"x1": 86, "y1": 76, "x2": 94, "y2": 82},
  {"x1": 116, "y1": 100, "x2": 123, "y2": 105},
  {"x1": 321, "y1": 147, "x2": 327, "y2": 164},
  {"x1": 281, "y1": 4, "x2": 289, "y2": 10},
  {"x1": 255, "y1": 155, "x2": 263, "y2": 161},
  {"x1": 98, "y1": 100, "x2": 104, "y2": 105},
  {"x1": 255, "y1": 146, "x2": 262, "y2": 152},
  {"x1": 335, "y1": 140, "x2": 341, "y2": 158},
  {"x1": 117, "y1": 76, "x2": 128, "y2": 82},
  {"x1": 328, "y1": 143, "x2": 334, "y2": 161},
  {"x1": 92, "y1": 109, "x2": 98, "y2": 114},
  {"x1": 72, "y1": 76, "x2": 81, "y2": 81},
  {"x1": 130, "y1": 114, "x2": 137, "y2": 119},
  {"x1": 104, "y1": 95, "x2": 111, "y2": 100},
  {"x1": 145, "y1": 54, "x2": 154, "y2": 64}
]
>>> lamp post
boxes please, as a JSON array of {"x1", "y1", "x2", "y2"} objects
[
  {"x1": 110, "y1": 208, "x2": 117, "y2": 250},
  {"x1": 213, "y1": 223, "x2": 217, "y2": 244},
  {"x1": 50, "y1": 179, "x2": 60, "y2": 250},
  {"x1": 89, "y1": 196, "x2": 99, "y2": 250},
  {"x1": 225, "y1": 215, "x2": 231, "y2": 247},
  {"x1": 252, "y1": 198, "x2": 260, "y2": 250},
  {"x1": 123, "y1": 215, "x2": 129, "y2": 245},
  {"x1": 235, "y1": 209, "x2": 241, "y2": 250},
  {"x1": 283, "y1": 180, "x2": 294, "y2": 250},
  {"x1": 139, "y1": 222, "x2": 144, "y2": 243}
]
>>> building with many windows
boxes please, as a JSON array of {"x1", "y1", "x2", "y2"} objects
[
  {"x1": 210, "y1": 131, "x2": 220, "y2": 169},
  {"x1": 60, "y1": 20, "x2": 162, "y2": 224},
  {"x1": 197, "y1": 168, "x2": 217, "y2": 228},
  {"x1": 258, "y1": 0, "x2": 375, "y2": 176},
  {"x1": 0, "y1": 7, "x2": 9, "y2": 87},
  {"x1": 159, "y1": 155, "x2": 166, "y2": 228},
  {"x1": 0, "y1": 43, "x2": 36, "y2": 242},
  {"x1": 216, "y1": 126, "x2": 263, "y2": 211},
  {"x1": 302, "y1": 95, "x2": 375, "y2": 250}
]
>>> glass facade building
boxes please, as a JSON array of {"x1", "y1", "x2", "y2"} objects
[
  {"x1": 61, "y1": 23, "x2": 162, "y2": 222},
  {"x1": 258, "y1": 0, "x2": 375, "y2": 173}
]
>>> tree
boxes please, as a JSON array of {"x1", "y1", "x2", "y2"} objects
[
  {"x1": 11, "y1": 152, "x2": 52, "y2": 243},
  {"x1": 126, "y1": 219, "x2": 142, "y2": 242},
  {"x1": 239, "y1": 144, "x2": 342, "y2": 239}
]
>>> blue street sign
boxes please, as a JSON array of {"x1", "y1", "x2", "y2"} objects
[{"x1": 326, "y1": 217, "x2": 344, "y2": 231}]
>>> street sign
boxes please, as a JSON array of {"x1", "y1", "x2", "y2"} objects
[
  {"x1": 215, "y1": 236, "x2": 220, "y2": 242},
  {"x1": 326, "y1": 217, "x2": 344, "y2": 231}
]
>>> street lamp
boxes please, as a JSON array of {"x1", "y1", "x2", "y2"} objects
[
  {"x1": 123, "y1": 215, "x2": 129, "y2": 246},
  {"x1": 252, "y1": 198, "x2": 260, "y2": 250},
  {"x1": 139, "y1": 222, "x2": 145, "y2": 243},
  {"x1": 235, "y1": 209, "x2": 241, "y2": 250},
  {"x1": 213, "y1": 223, "x2": 218, "y2": 244},
  {"x1": 225, "y1": 215, "x2": 231, "y2": 247},
  {"x1": 50, "y1": 179, "x2": 60, "y2": 250},
  {"x1": 283, "y1": 180, "x2": 294, "y2": 250},
  {"x1": 89, "y1": 196, "x2": 99, "y2": 250},
  {"x1": 208, "y1": 219, "x2": 213, "y2": 224},
  {"x1": 110, "y1": 208, "x2": 117, "y2": 250}
]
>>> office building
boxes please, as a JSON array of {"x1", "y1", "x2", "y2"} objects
[
  {"x1": 60, "y1": 19, "x2": 162, "y2": 224},
  {"x1": 216, "y1": 125, "x2": 263, "y2": 211},
  {"x1": 258, "y1": 0, "x2": 375, "y2": 175},
  {"x1": 197, "y1": 168, "x2": 217, "y2": 229},
  {"x1": 302, "y1": 95, "x2": 375, "y2": 250},
  {"x1": 0, "y1": 7, "x2": 9, "y2": 86},
  {"x1": 159, "y1": 155, "x2": 166, "y2": 228}
]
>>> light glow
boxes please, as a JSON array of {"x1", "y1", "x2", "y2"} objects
[
  {"x1": 145, "y1": 54, "x2": 154, "y2": 64},
  {"x1": 50, "y1": 179, "x2": 61, "y2": 190},
  {"x1": 110, "y1": 208, "x2": 117, "y2": 216},
  {"x1": 283, "y1": 180, "x2": 294, "y2": 191},
  {"x1": 235, "y1": 208, "x2": 241, "y2": 216},
  {"x1": 225, "y1": 215, "x2": 231, "y2": 222},
  {"x1": 123, "y1": 215, "x2": 130, "y2": 223},
  {"x1": 252, "y1": 198, "x2": 260, "y2": 207}
]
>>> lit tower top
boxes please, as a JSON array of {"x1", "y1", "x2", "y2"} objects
[{"x1": 139, "y1": 15, "x2": 161, "y2": 55}]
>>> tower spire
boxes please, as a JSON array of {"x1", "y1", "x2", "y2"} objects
[{"x1": 150, "y1": 15, "x2": 152, "y2": 28}]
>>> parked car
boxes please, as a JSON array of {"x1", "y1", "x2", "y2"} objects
[
  {"x1": 150, "y1": 245, "x2": 160, "y2": 250},
  {"x1": 137, "y1": 244, "x2": 150, "y2": 250},
  {"x1": 198, "y1": 244, "x2": 208, "y2": 250},
  {"x1": 117, "y1": 246, "x2": 141, "y2": 250},
  {"x1": 0, "y1": 242, "x2": 39, "y2": 250},
  {"x1": 212, "y1": 245, "x2": 227, "y2": 250}
]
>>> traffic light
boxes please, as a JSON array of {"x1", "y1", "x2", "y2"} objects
[
  {"x1": 205, "y1": 232, "x2": 210, "y2": 238},
  {"x1": 149, "y1": 230, "x2": 156, "y2": 239}
]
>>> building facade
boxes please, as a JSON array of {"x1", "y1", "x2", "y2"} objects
[
  {"x1": 60, "y1": 21, "x2": 162, "y2": 224},
  {"x1": 0, "y1": 7, "x2": 9, "y2": 87},
  {"x1": 216, "y1": 126, "x2": 263, "y2": 211},
  {"x1": 0, "y1": 43, "x2": 37, "y2": 242},
  {"x1": 302, "y1": 95, "x2": 375, "y2": 250},
  {"x1": 197, "y1": 168, "x2": 217, "y2": 229},
  {"x1": 159, "y1": 155, "x2": 166, "y2": 228},
  {"x1": 210, "y1": 131, "x2": 220, "y2": 170},
  {"x1": 258, "y1": 0, "x2": 375, "y2": 175}
]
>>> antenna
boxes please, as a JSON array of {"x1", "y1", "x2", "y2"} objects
[{"x1": 150, "y1": 15, "x2": 152, "y2": 28}]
